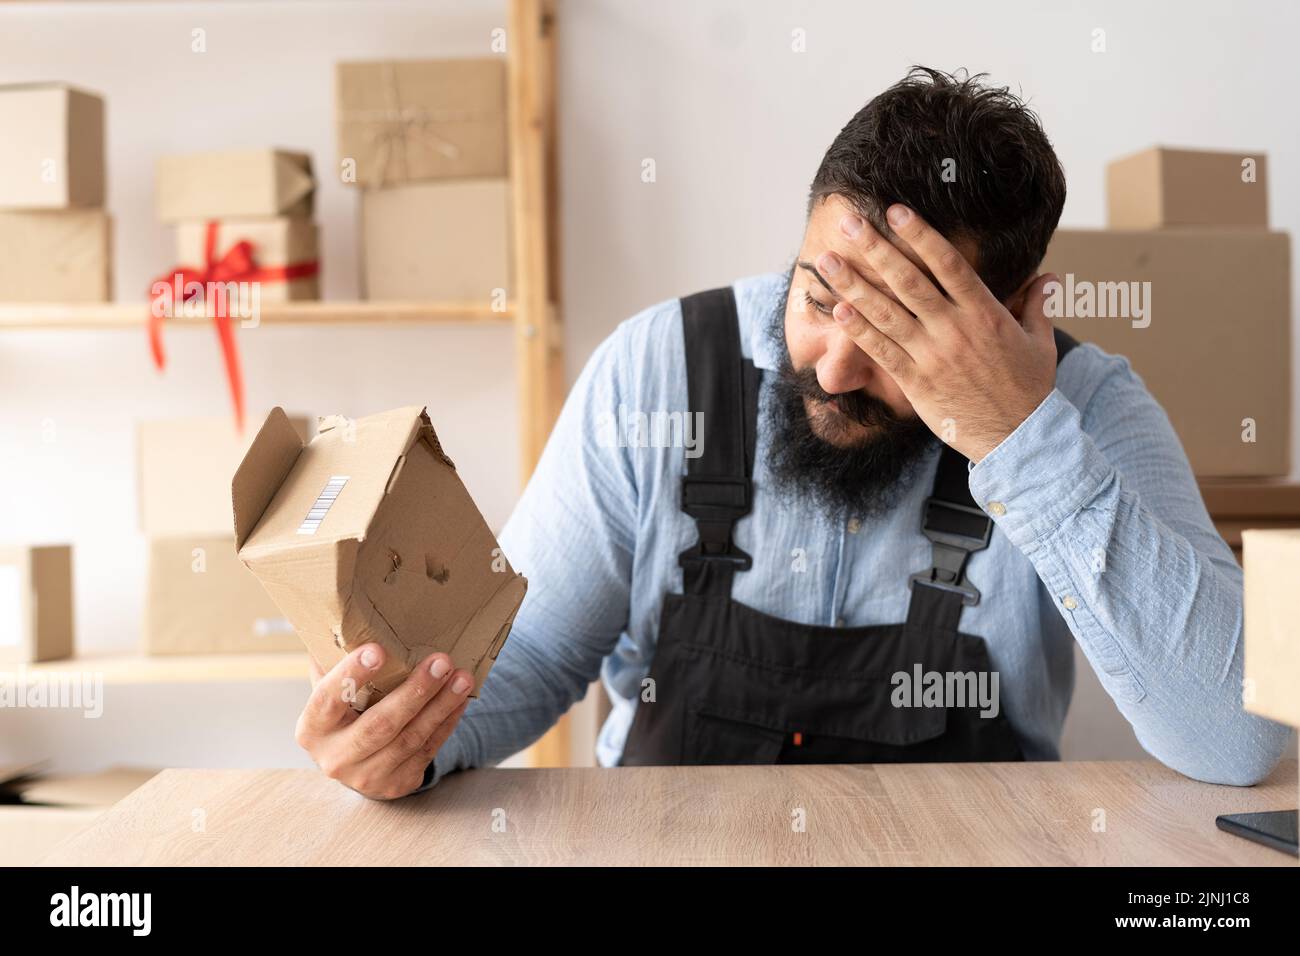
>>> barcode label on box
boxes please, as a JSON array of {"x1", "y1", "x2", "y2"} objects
[{"x1": 297, "y1": 476, "x2": 349, "y2": 535}]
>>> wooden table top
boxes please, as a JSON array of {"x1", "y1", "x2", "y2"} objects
[{"x1": 41, "y1": 759, "x2": 1298, "y2": 867}]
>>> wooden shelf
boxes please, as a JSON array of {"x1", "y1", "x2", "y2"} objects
[
  {"x1": 2, "y1": 652, "x2": 311, "y2": 685},
  {"x1": 0, "y1": 300, "x2": 515, "y2": 330}
]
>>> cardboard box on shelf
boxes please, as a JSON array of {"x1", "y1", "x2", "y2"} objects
[
  {"x1": 361, "y1": 178, "x2": 510, "y2": 301},
  {"x1": 233, "y1": 406, "x2": 527, "y2": 708},
  {"x1": 155, "y1": 149, "x2": 314, "y2": 222},
  {"x1": 173, "y1": 218, "x2": 320, "y2": 302},
  {"x1": 138, "y1": 414, "x2": 312, "y2": 537},
  {"x1": 0, "y1": 83, "x2": 105, "y2": 209},
  {"x1": 146, "y1": 534, "x2": 298, "y2": 655},
  {"x1": 1107, "y1": 147, "x2": 1268, "y2": 230},
  {"x1": 0, "y1": 209, "x2": 111, "y2": 302},
  {"x1": 336, "y1": 58, "x2": 508, "y2": 187},
  {"x1": 1040, "y1": 228, "x2": 1291, "y2": 478},
  {"x1": 1242, "y1": 529, "x2": 1300, "y2": 727},
  {"x1": 0, "y1": 545, "x2": 73, "y2": 666}
]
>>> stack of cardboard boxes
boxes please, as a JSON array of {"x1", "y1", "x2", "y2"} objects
[
  {"x1": 1042, "y1": 147, "x2": 1291, "y2": 479},
  {"x1": 335, "y1": 58, "x2": 512, "y2": 301},
  {"x1": 137, "y1": 415, "x2": 311, "y2": 655},
  {"x1": 154, "y1": 148, "x2": 322, "y2": 304},
  {"x1": 0, "y1": 83, "x2": 111, "y2": 302},
  {"x1": 0, "y1": 85, "x2": 87, "y2": 663}
]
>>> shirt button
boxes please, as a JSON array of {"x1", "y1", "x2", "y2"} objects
[
  {"x1": 835, "y1": 617, "x2": 846, "y2": 627},
  {"x1": 1061, "y1": 595, "x2": 1078, "y2": 610},
  {"x1": 847, "y1": 517, "x2": 862, "y2": 534},
  {"x1": 987, "y1": 500, "x2": 1007, "y2": 517}
]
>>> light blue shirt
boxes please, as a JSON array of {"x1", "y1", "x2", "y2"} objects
[{"x1": 426, "y1": 272, "x2": 1291, "y2": 788}]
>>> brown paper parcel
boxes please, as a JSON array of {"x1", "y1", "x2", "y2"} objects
[
  {"x1": 335, "y1": 58, "x2": 507, "y2": 186},
  {"x1": 173, "y1": 218, "x2": 321, "y2": 302},
  {"x1": 232, "y1": 406, "x2": 526, "y2": 708}
]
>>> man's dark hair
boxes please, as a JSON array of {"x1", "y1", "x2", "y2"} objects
[{"x1": 808, "y1": 66, "x2": 1066, "y2": 301}]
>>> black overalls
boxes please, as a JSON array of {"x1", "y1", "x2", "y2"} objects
[{"x1": 620, "y1": 286, "x2": 1078, "y2": 766}]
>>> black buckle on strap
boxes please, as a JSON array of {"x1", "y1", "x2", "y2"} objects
[
  {"x1": 678, "y1": 475, "x2": 752, "y2": 571},
  {"x1": 679, "y1": 536, "x2": 753, "y2": 571},
  {"x1": 907, "y1": 497, "x2": 992, "y2": 606}
]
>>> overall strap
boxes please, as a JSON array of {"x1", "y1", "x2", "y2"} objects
[
  {"x1": 906, "y1": 326, "x2": 1080, "y2": 631},
  {"x1": 677, "y1": 287, "x2": 760, "y2": 597}
]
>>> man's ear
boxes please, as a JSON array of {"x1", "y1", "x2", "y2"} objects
[{"x1": 1003, "y1": 274, "x2": 1039, "y2": 324}]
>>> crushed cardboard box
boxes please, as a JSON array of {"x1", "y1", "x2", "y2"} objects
[
  {"x1": 336, "y1": 58, "x2": 508, "y2": 186},
  {"x1": 233, "y1": 406, "x2": 526, "y2": 708},
  {"x1": 0, "y1": 209, "x2": 112, "y2": 302},
  {"x1": 0, "y1": 83, "x2": 105, "y2": 209},
  {"x1": 155, "y1": 148, "x2": 315, "y2": 222},
  {"x1": 1242, "y1": 529, "x2": 1300, "y2": 728},
  {"x1": 1107, "y1": 146, "x2": 1268, "y2": 229},
  {"x1": 1041, "y1": 228, "x2": 1291, "y2": 478},
  {"x1": 360, "y1": 178, "x2": 510, "y2": 300},
  {"x1": 0, "y1": 545, "x2": 73, "y2": 666}
]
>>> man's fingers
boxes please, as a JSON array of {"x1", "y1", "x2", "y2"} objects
[
  {"x1": 392, "y1": 698, "x2": 471, "y2": 787},
  {"x1": 297, "y1": 643, "x2": 385, "y2": 739},
  {"x1": 815, "y1": 250, "x2": 923, "y2": 350},
  {"x1": 341, "y1": 654, "x2": 457, "y2": 762},
  {"x1": 343, "y1": 664, "x2": 474, "y2": 766},
  {"x1": 340, "y1": 669, "x2": 475, "y2": 787},
  {"x1": 830, "y1": 299, "x2": 917, "y2": 384},
  {"x1": 353, "y1": 700, "x2": 469, "y2": 802},
  {"x1": 400, "y1": 676, "x2": 473, "y2": 759},
  {"x1": 879, "y1": 204, "x2": 993, "y2": 310},
  {"x1": 837, "y1": 211, "x2": 954, "y2": 319}
]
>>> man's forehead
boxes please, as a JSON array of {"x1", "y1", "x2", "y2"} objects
[{"x1": 799, "y1": 194, "x2": 977, "y2": 301}]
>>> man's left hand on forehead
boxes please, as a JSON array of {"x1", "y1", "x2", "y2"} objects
[{"x1": 811, "y1": 204, "x2": 1060, "y2": 463}]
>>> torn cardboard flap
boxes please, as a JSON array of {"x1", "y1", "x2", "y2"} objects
[{"x1": 233, "y1": 405, "x2": 526, "y2": 707}]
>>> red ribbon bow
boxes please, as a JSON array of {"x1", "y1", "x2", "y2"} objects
[{"x1": 149, "y1": 221, "x2": 319, "y2": 431}]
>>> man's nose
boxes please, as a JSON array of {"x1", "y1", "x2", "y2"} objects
[{"x1": 815, "y1": 327, "x2": 878, "y2": 396}]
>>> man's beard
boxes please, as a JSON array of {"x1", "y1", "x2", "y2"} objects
[{"x1": 764, "y1": 285, "x2": 938, "y2": 519}]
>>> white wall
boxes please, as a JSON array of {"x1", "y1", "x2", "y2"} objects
[{"x1": 3, "y1": 0, "x2": 1296, "y2": 772}]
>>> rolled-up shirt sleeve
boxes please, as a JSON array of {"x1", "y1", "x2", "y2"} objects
[{"x1": 967, "y1": 351, "x2": 1292, "y2": 786}]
